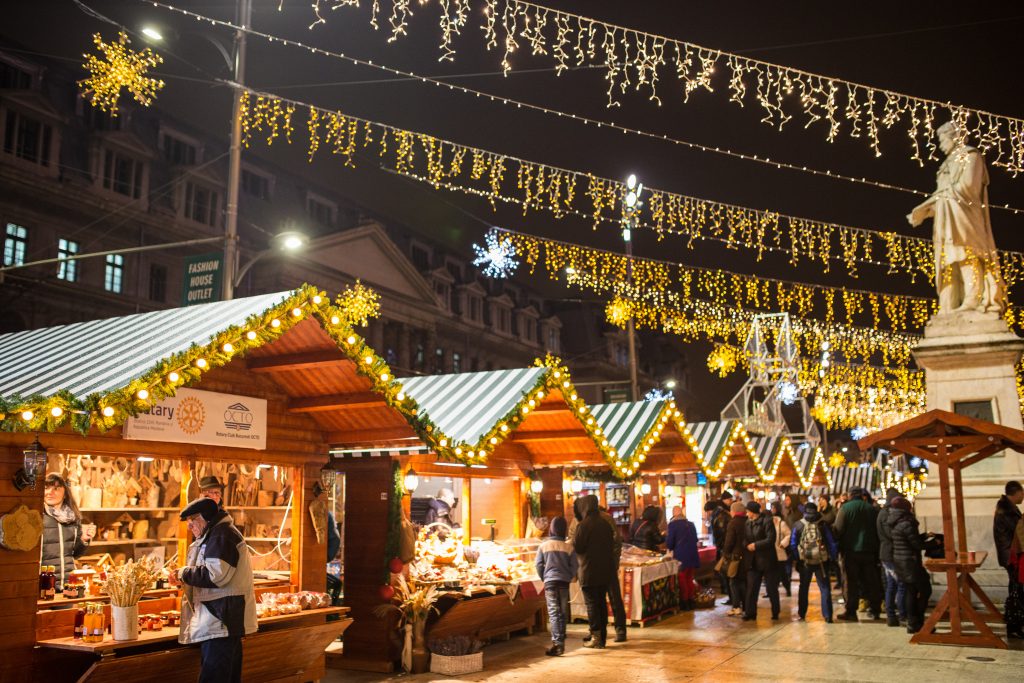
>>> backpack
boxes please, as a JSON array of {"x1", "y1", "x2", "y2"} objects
[{"x1": 798, "y1": 521, "x2": 827, "y2": 564}]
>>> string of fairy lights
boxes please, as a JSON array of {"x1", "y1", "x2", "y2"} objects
[
  {"x1": 226, "y1": 87, "x2": 1024, "y2": 308},
  {"x1": 142, "y1": 0, "x2": 1024, "y2": 213},
  {"x1": 302, "y1": 0, "x2": 1024, "y2": 175}
]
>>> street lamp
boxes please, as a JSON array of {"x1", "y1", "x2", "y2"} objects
[{"x1": 232, "y1": 230, "x2": 309, "y2": 290}]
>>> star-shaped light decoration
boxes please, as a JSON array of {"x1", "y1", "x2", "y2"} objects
[
  {"x1": 79, "y1": 31, "x2": 165, "y2": 116},
  {"x1": 777, "y1": 381, "x2": 799, "y2": 406},
  {"x1": 336, "y1": 280, "x2": 381, "y2": 327},
  {"x1": 706, "y1": 344, "x2": 738, "y2": 378},
  {"x1": 472, "y1": 229, "x2": 519, "y2": 278},
  {"x1": 605, "y1": 297, "x2": 632, "y2": 328},
  {"x1": 644, "y1": 388, "x2": 674, "y2": 402},
  {"x1": 849, "y1": 425, "x2": 869, "y2": 441}
]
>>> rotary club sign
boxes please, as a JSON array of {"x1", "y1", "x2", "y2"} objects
[{"x1": 123, "y1": 388, "x2": 267, "y2": 450}]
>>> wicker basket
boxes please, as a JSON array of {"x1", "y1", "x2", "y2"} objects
[{"x1": 429, "y1": 652, "x2": 483, "y2": 676}]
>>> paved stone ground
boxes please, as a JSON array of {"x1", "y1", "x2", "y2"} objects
[{"x1": 325, "y1": 585, "x2": 1024, "y2": 682}]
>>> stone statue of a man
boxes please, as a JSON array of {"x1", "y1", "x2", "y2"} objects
[{"x1": 908, "y1": 121, "x2": 1004, "y2": 314}]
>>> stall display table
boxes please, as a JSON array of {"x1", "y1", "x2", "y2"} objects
[
  {"x1": 426, "y1": 585, "x2": 546, "y2": 642},
  {"x1": 569, "y1": 556, "x2": 681, "y2": 626},
  {"x1": 37, "y1": 606, "x2": 351, "y2": 683}
]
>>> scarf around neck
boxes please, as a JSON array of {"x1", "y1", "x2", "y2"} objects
[{"x1": 46, "y1": 503, "x2": 77, "y2": 525}]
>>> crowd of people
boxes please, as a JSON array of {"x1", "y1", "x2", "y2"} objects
[{"x1": 535, "y1": 479, "x2": 1024, "y2": 656}]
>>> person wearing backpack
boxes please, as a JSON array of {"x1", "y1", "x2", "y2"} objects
[{"x1": 790, "y1": 501, "x2": 838, "y2": 622}]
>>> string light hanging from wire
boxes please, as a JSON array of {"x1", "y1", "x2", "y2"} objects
[
  {"x1": 301, "y1": 0, "x2": 1024, "y2": 175},
  {"x1": 228, "y1": 89, "x2": 1024, "y2": 297}
]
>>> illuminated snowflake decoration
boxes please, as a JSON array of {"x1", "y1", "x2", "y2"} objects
[
  {"x1": 605, "y1": 297, "x2": 632, "y2": 328},
  {"x1": 849, "y1": 426, "x2": 870, "y2": 441},
  {"x1": 79, "y1": 32, "x2": 165, "y2": 116},
  {"x1": 777, "y1": 381, "x2": 799, "y2": 405},
  {"x1": 706, "y1": 345, "x2": 738, "y2": 378},
  {"x1": 472, "y1": 230, "x2": 519, "y2": 278},
  {"x1": 336, "y1": 280, "x2": 381, "y2": 326},
  {"x1": 644, "y1": 388, "x2": 674, "y2": 402}
]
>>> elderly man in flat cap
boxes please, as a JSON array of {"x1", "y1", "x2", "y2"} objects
[
  {"x1": 198, "y1": 475, "x2": 226, "y2": 510},
  {"x1": 170, "y1": 497, "x2": 256, "y2": 683}
]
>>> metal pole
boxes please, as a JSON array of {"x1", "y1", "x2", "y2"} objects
[
  {"x1": 222, "y1": 0, "x2": 251, "y2": 301},
  {"x1": 625, "y1": 235, "x2": 639, "y2": 401}
]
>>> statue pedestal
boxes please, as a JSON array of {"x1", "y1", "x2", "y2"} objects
[{"x1": 912, "y1": 311, "x2": 1024, "y2": 599}]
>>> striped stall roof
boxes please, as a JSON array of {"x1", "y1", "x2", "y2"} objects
[
  {"x1": 401, "y1": 367, "x2": 547, "y2": 446},
  {"x1": 688, "y1": 420, "x2": 738, "y2": 472},
  {"x1": 330, "y1": 446, "x2": 434, "y2": 458},
  {"x1": 751, "y1": 436, "x2": 781, "y2": 475},
  {"x1": 828, "y1": 465, "x2": 877, "y2": 494},
  {"x1": 0, "y1": 291, "x2": 294, "y2": 400},
  {"x1": 590, "y1": 400, "x2": 669, "y2": 461}
]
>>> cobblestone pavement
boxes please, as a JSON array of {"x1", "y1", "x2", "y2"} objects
[{"x1": 325, "y1": 586, "x2": 1024, "y2": 682}]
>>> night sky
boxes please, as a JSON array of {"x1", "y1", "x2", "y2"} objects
[{"x1": 5, "y1": 0, "x2": 1024, "y2": 419}]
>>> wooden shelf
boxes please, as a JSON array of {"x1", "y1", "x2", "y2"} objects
[
  {"x1": 88, "y1": 538, "x2": 179, "y2": 547},
  {"x1": 244, "y1": 537, "x2": 292, "y2": 543}
]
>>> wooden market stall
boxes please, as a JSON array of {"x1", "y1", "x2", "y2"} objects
[
  {"x1": 686, "y1": 420, "x2": 762, "y2": 485},
  {"x1": 795, "y1": 443, "x2": 832, "y2": 489},
  {"x1": 858, "y1": 410, "x2": 1024, "y2": 649},
  {"x1": 0, "y1": 287, "x2": 374, "y2": 682}
]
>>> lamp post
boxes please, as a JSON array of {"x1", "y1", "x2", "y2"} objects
[
  {"x1": 231, "y1": 230, "x2": 308, "y2": 293},
  {"x1": 622, "y1": 174, "x2": 643, "y2": 402},
  {"x1": 223, "y1": 0, "x2": 251, "y2": 301}
]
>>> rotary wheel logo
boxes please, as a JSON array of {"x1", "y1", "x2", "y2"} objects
[{"x1": 176, "y1": 397, "x2": 205, "y2": 434}]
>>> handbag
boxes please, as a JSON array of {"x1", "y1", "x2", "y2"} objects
[
  {"x1": 714, "y1": 555, "x2": 726, "y2": 573},
  {"x1": 726, "y1": 555, "x2": 742, "y2": 578}
]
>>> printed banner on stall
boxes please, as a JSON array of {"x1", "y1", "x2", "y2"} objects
[{"x1": 123, "y1": 388, "x2": 267, "y2": 450}]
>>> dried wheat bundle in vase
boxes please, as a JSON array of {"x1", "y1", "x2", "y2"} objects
[{"x1": 103, "y1": 557, "x2": 159, "y2": 607}]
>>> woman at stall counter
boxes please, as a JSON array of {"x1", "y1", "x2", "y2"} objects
[{"x1": 41, "y1": 473, "x2": 95, "y2": 588}]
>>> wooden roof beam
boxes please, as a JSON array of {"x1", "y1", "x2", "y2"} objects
[
  {"x1": 248, "y1": 349, "x2": 351, "y2": 373},
  {"x1": 326, "y1": 426, "x2": 417, "y2": 444},
  {"x1": 510, "y1": 429, "x2": 590, "y2": 442},
  {"x1": 289, "y1": 392, "x2": 386, "y2": 413}
]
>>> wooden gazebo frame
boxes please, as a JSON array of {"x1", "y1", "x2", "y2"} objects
[{"x1": 859, "y1": 409, "x2": 1024, "y2": 649}]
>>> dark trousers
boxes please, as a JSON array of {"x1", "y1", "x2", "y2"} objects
[
  {"x1": 882, "y1": 561, "x2": 907, "y2": 620},
  {"x1": 199, "y1": 635, "x2": 242, "y2": 683},
  {"x1": 728, "y1": 569, "x2": 745, "y2": 609},
  {"x1": 902, "y1": 567, "x2": 932, "y2": 631},
  {"x1": 842, "y1": 551, "x2": 882, "y2": 615},
  {"x1": 581, "y1": 584, "x2": 608, "y2": 641},
  {"x1": 715, "y1": 547, "x2": 729, "y2": 594},
  {"x1": 779, "y1": 557, "x2": 793, "y2": 595},
  {"x1": 797, "y1": 562, "x2": 833, "y2": 620},
  {"x1": 544, "y1": 584, "x2": 570, "y2": 644},
  {"x1": 744, "y1": 565, "x2": 780, "y2": 618},
  {"x1": 606, "y1": 573, "x2": 626, "y2": 633}
]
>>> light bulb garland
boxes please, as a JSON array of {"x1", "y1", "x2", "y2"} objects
[
  {"x1": 303, "y1": 0, "x2": 1024, "y2": 175},
  {"x1": 79, "y1": 31, "x2": 164, "y2": 115}
]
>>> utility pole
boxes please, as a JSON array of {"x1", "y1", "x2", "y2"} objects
[{"x1": 222, "y1": 0, "x2": 251, "y2": 301}]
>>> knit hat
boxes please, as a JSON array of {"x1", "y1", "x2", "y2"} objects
[
  {"x1": 890, "y1": 496, "x2": 912, "y2": 512},
  {"x1": 550, "y1": 516, "x2": 568, "y2": 538},
  {"x1": 730, "y1": 501, "x2": 746, "y2": 514},
  {"x1": 198, "y1": 475, "x2": 225, "y2": 491},
  {"x1": 885, "y1": 487, "x2": 901, "y2": 503},
  {"x1": 180, "y1": 497, "x2": 219, "y2": 522},
  {"x1": 745, "y1": 501, "x2": 761, "y2": 514},
  {"x1": 721, "y1": 491, "x2": 734, "y2": 502}
]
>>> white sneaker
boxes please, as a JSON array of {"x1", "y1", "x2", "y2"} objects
[{"x1": 727, "y1": 608, "x2": 743, "y2": 617}]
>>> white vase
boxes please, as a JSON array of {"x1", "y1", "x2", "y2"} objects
[{"x1": 111, "y1": 604, "x2": 139, "y2": 641}]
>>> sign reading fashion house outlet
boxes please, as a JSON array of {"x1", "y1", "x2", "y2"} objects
[
  {"x1": 123, "y1": 388, "x2": 268, "y2": 450},
  {"x1": 181, "y1": 253, "x2": 223, "y2": 306}
]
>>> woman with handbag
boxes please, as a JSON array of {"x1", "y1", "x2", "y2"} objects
[
  {"x1": 721, "y1": 501, "x2": 748, "y2": 616},
  {"x1": 771, "y1": 502, "x2": 793, "y2": 597}
]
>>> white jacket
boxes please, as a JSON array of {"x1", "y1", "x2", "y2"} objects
[
  {"x1": 772, "y1": 516, "x2": 792, "y2": 562},
  {"x1": 178, "y1": 513, "x2": 258, "y2": 644}
]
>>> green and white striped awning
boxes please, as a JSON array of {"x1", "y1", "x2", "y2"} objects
[
  {"x1": 688, "y1": 420, "x2": 738, "y2": 471},
  {"x1": 829, "y1": 465, "x2": 876, "y2": 494},
  {"x1": 0, "y1": 291, "x2": 295, "y2": 400},
  {"x1": 401, "y1": 367, "x2": 547, "y2": 446},
  {"x1": 590, "y1": 400, "x2": 669, "y2": 460},
  {"x1": 330, "y1": 445, "x2": 433, "y2": 458},
  {"x1": 751, "y1": 435, "x2": 781, "y2": 474}
]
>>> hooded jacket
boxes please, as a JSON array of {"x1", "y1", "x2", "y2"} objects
[
  {"x1": 994, "y1": 495, "x2": 1022, "y2": 568},
  {"x1": 789, "y1": 506, "x2": 838, "y2": 564},
  {"x1": 665, "y1": 516, "x2": 700, "y2": 568},
  {"x1": 886, "y1": 507, "x2": 924, "y2": 583},
  {"x1": 744, "y1": 512, "x2": 778, "y2": 572},
  {"x1": 572, "y1": 494, "x2": 615, "y2": 587},
  {"x1": 631, "y1": 506, "x2": 664, "y2": 551},
  {"x1": 535, "y1": 534, "x2": 579, "y2": 585},
  {"x1": 834, "y1": 497, "x2": 879, "y2": 555},
  {"x1": 818, "y1": 503, "x2": 837, "y2": 528},
  {"x1": 876, "y1": 488, "x2": 902, "y2": 564},
  {"x1": 178, "y1": 511, "x2": 257, "y2": 645}
]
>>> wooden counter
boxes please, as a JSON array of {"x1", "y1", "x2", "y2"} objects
[{"x1": 36, "y1": 606, "x2": 352, "y2": 683}]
